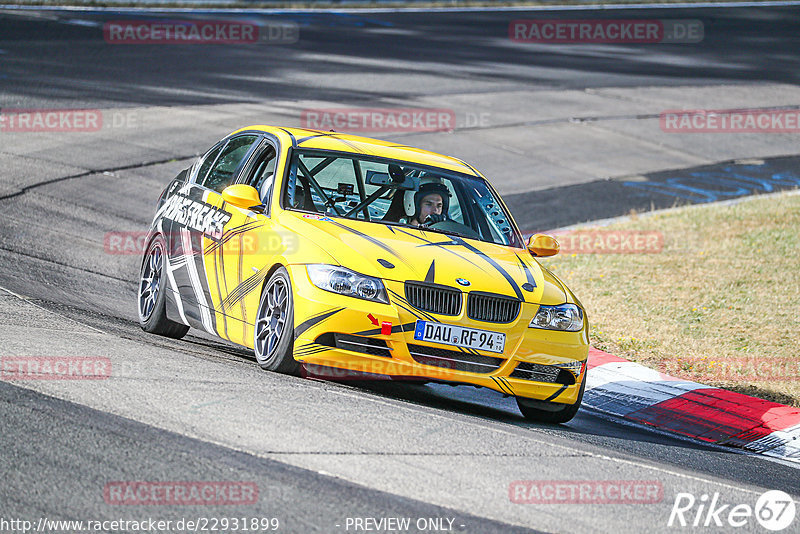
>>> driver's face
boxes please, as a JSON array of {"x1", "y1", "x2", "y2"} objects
[{"x1": 419, "y1": 193, "x2": 443, "y2": 221}]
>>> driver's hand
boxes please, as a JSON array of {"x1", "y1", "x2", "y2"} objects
[{"x1": 425, "y1": 213, "x2": 447, "y2": 225}]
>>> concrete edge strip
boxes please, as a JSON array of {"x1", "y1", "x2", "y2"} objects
[
  {"x1": 584, "y1": 347, "x2": 800, "y2": 465},
  {"x1": 4, "y1": 1, "x2": 800, "y2": 14}
]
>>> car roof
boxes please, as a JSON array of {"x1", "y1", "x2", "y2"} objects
[{"x1": 230, "y1": 125, "x2": 482, "y2": 177}]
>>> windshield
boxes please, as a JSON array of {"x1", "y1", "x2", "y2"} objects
[{"x1": 282, "y1": 150, "x2": 523, "y2": 248}]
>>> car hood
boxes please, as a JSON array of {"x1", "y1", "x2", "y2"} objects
[{"x1": 280, "y1": 212, "x2": 567, "y2": 304}]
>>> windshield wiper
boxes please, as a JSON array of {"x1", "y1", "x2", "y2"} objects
[{"x1": 418, "y1": 226, "x2": 466, "y2": 239}]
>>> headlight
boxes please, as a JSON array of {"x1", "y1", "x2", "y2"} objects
[
  {"x1": 529, "y1": 304, "x2": 583, "y2": 332},
  {"x1": 306, "y1": 264, "x2": 389, "y2": 304}
]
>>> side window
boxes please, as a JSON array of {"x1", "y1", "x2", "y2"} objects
[
  {"x1": 202, "y1": 135, "x2": 258, "y2": 193},
  {"x1": 285, "y1": 155, "x2": 352, "y2": 214},
  {"x1": 195, "y1": 144, "x2": 223, "y2": 184},
  {"x1": 245, "y1": 144, "x2": 277, "y2": 205}
]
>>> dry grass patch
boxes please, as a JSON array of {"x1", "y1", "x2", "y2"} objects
[{"x1": 540, "y1": 191, "x2": 800, "y2": 406}]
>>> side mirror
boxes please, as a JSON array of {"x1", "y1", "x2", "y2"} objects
[
  {"x1": 222, "y1": 184, "x2": 262, "y2": 210},
  {"x1": 527, "y1": 233, "x2": 559, "y2": 257}
]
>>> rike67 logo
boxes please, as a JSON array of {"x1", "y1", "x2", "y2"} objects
[{"x1": 668, "y1": 490, "x2": 796, "y2": 531}]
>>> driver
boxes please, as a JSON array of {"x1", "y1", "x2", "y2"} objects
[{"x1": 406, "y1": 181, "x2": 451, "y2": 227}]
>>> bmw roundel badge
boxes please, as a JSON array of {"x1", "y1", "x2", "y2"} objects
[{"x1": 456, "y1": 278, "x2": 470, "y2": 287}]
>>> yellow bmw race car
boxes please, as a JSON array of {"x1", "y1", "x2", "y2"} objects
[{"x1": 138, "y1": 126, "x2": 589, "y2": 423}]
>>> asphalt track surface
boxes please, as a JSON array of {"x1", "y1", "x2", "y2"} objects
[
  {"x1": 3, "y1": 5, "x2": 800, "y2": 108},
  {"x1": 1, "y1": 4, "x2": 799, "y2": 534}
]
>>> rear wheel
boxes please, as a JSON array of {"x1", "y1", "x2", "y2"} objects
[
  {"x1": 516, "y1": 377, "x2": 586, "y2": 424},
  {"x1": 138, "y1": 234, "x2": 189, "y2": 339},
  {"x1": 254, "y1": 267, "x2": 298, "y2": 375}
]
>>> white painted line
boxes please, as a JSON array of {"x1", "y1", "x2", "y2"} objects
[
  {"x1": 0, "y1": 284, "x2": 106, "y2": 335},
  {"x1": 61, "y1": 17, "x2": 101, "y2": 27}
]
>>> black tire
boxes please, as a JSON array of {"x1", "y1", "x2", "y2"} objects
[
  {"x1": 516, "y1": 376, "x2": 586, "y2": 424},
  {"x1": 254, "y1": 267, "x2": 298, "y2": 375},
  {"x1": 138, "y1": 234, "x2": 189, "y2": 339}
]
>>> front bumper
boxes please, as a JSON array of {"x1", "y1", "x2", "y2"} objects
[{"x1": 288, "y1": 265, "x2": 589, "y2": 404}]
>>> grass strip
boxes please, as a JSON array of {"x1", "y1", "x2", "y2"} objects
[{"x1": 540, "y1": 190, "x2": 800, "y2": 406}]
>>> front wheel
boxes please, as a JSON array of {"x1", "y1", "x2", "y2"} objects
[
  {"x1": 516, "y1": 376, "x2": 586, "y2": 424},
  {"x1": 138, "y1": 234, "x2": 189, "y2": 339},
  {"x1": 254, "y1": 267, "x2": 298, "y2": 375}
]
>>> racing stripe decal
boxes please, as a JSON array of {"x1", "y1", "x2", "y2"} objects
[
  {"x1": 386, "y1": 289, "x2": 494, "y2": 356},
  {"x1": 156, "y1": 220, "x2": 189, "y2": 327},
  {"x1": 164, "y1": 253, "x2": 189, "y2": 326},
  {"x1": 330, "y1": 135, "x2": 369, "y2": 154},
  {"x1": 514, "y1": 253, "x2": 537, "y2": 289},
  {"x1": 491, "y1": 376, "x2": 513, "y2": 396},
  {"x1": 323, "y1": 220, "x2": 420, "y2": 274},
  {"x1": 212, "y1": 236, "x2": 229, "y2": 339},
  {"x1": 294, "y1": 343, "x2": 331, "y2": 358},
  {"x1": 296, "y1": 132, "x2": 337, "y2": 145},
  {"x1": 424, "y1": 260, "x2": 435, "y2": 283},
  {"x1": 294, "y1": 307, "x2": 345, "y2": 339},
  {"x1": 326, "y1": 219, "x2": 401, "y2": 257},
  {"x1": 388, "y1": 289, "x2": 504, "y2": 357},
  {"x1": 544, "y1": 384, "x2": 568, "y2": 401},
  {"x1": 204, "y1": 220, "x2": 264, "y2": 256},
  {"x1": 389, "y1": 292, "x2": 492, "y2": 357},
  {"x1": 180, "y1": 228, "x2": 216, "y2": 334},
  {"x1": 498, "y1": 377, "x2": 515, "y2": 395},
  {"x1": 294, "y1": 131, "x2": 368, "y2": 154},
  {"x1": 278, "y1": 128, "x2": 297, "y2": 148},
  {"x1": 354, "y1": 322, "x2": 415, "y2": 336},
  {"x1": 219, "y1": 265, "x2": 271, "y2": 312},
  {"x1": 387, "y1": 289, "x2": 438, "y2": 322},
  {"x1": 438, "y1": 236, "x2": 524, "y2": 301},
  {"x1": 392, "y1": 228, "x2": 486, "y2": 271}
]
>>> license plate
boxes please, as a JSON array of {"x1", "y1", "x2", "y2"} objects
[{"x1": 413, "y1": 321, "x2": 505, "y2": 354}]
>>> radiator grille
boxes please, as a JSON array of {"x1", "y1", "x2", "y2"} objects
[
  {"x1": 407, "y1": 343, "x2": 503, "y2": 374},
  {"x1": 405, "y1": 282, "x2": 462, "y2": 316},
  {"x1": 467, "y1": 292, "x2": 521, "y2": 323}
]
